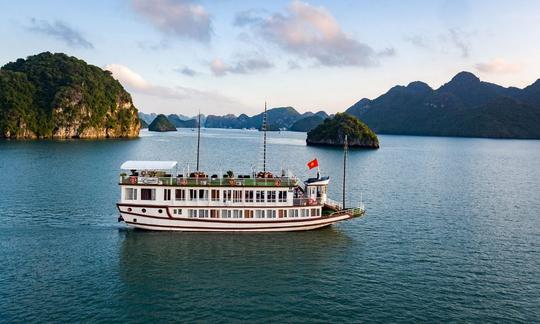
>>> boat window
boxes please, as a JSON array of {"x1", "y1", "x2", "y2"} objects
[
  {"x1": 189, "y1": 189, "x2": 197, "y2": 201},
  {"x1": 288, "y1": 209, "x2": 299, "y2": 218},
  {"x1": 255, "y1": 210, "x2": 265, "y2": 218},
  {"x1": 267, "y1": 210, "x2": 276, "y2": 218},
  {"x1": 301, "y1": 209, "x2": 309, "y2": 217},
  {"x1": 210, "y1": 209, "x2": 219, "y2": 218},
  {"x1": 198, "y1": 209, "x2": 209, "y2": 218},
  {"x1": 245, "y1": 191, "x2": 254, "y2": 202},
  {"x1": 223, "y1": 190, "x2": 232, "y2": 202},
  {"x1": 311, "y1": 208, "x2": 317, "y2": 216},
  {"x1": 233, "y1": 210, "x2": 243, "y2": 218},
  {"x1": 278, "y1": 191, "x2": 287, "y2": 202},
  {"x1": 199, "y1": 189, "x2": 208, "y2": 201},
  {"x1": 222, "y1": 210, "x2": 232, "y2": 218},
  {"x1": 278, "y1": 209, "x2": 286, "y2": 218},
  {"x1": 175, "y1": 189, "x2": 185, "y2": 201},
  {"x1": 125, "y1": 188, "x2": 137, "y2": 200},
  {"x1": 164, "y1": 189, "x2": 171, "y2": 201},
  {"x1": 211, "y1": 189, "x2": 220, "y2": 201},
  {"x1": 245, "y1": 210, "x2": 254, "y2": 218},
  {"x1": 141, "y1": 188, "x2": 156, "y2": 200},
  {"x1": 233, "y1": 190, "x2": 242, "y2": 203},
  {"x1": 267, "y1": 191, "x2": 276, "y2": 203},
  {"x1": 188, "y1": 209, "x2": 197, "y2": 218},
  {"x1": 256, "y1": 190, "x2": 265, "y2": 203}
]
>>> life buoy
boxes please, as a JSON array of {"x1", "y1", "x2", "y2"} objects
[
  {"x1": 274, "y1": 179, "x2": 281, "y2": 186},
  {"x1": 129, "y1": 176, "x2": 137, "y2": 184},
  {"x1": 179, "y1": 178, "x2": 187, "y2": 185},
  {"x1": 228, "y1": 179, "x2": 235, "y2": 186}
]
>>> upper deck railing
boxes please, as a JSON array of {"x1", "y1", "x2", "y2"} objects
[{"x1": 119, "y1": 175, "x2": 298, "y2": 187}]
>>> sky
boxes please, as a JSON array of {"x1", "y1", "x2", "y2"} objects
[{"x1": 1, "y1": 0, "x2": 540, "y2": 116}]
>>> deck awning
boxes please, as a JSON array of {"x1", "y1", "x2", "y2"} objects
[{"x1": 121, "y1": 160, "x2": 177, "y2": 170}]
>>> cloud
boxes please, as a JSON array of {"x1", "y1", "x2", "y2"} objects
[
  {"x1": 447, "y1": 28, "x2": 470, "y2": 58},
  {"x1": 131, "y1": 0, "x2": 212, "y2": 42},
  {"x1": 176, "y1": 67, "x2": 198, "y2": 77},
  {"x1": 234, "y1": 9, "x2": 265, "y2": 27},
  {"x1": 210, "y1": 58, "x2": 274, "y2": 76},
  {"x1": 27, "y1": 18, "x2": 93, "y2": 49},
  {"x1": 243, "y1": 1, "x2": 386, "y2": 67},
  {"x1": 404, "y1": 34, "x2": 429, "y2": 48},
  {"x1": 475, "y1": 58, "x2": 522, "y2": 74},
  {"x1": 104, "y1": 63, "x2": 249, "y2": 114}
]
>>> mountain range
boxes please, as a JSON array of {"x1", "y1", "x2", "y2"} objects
[
  {"x1": 139, "y1": 71, "x2": 540, "y2": 139},
  {"x1": 140, "y1": 108, "x2": 329, "y2": 131},
  {"x1": 346, "y1": 72, "x2": 540, "y2": 139}
]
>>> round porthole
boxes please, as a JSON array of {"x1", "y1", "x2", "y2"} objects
[
  {"x1": 158, "y1": 209, "x2": 163, "y2": 214},
  {"x1": 127, "y1": 208, "x2": 132, "y2": 212},
  {"x1": 142, "y1": 208, "x2": 146, "y2": 213},
  {"x1": 133, "y1": 218, "x2": 137, "y2": 223}
]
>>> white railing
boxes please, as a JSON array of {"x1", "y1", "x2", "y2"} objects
[{"x1": 325, "y1": 198, "x2": 343, "y2": 210}]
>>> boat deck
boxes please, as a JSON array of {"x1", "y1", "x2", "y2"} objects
[{"x1": 120, "y1": 175, "x2": 298, "y2": 187}]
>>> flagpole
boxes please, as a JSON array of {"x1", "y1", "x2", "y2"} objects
[{"x1": 343, "y1": 135, "x2": 348, "y2": 209}]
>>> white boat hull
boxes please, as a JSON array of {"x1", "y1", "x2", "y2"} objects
[{"x1": 117, "y1": 204, "x2": 355, "y2": 232}]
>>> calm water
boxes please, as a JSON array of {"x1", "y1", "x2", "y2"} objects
[{"x1": 1, "y1": 129, "x2": 539, "y2": 322}]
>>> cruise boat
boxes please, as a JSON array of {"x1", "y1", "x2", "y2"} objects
[{"x1": 116, "y1": 106, "x2": 365, "y2": 232}]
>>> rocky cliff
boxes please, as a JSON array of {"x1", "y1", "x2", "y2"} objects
[
  {"x1": 306, "y1": 113, "x2": 379, "y2": 148},
  {"x1": 0, "y1": 52, "x2": 140, "y2": 139}
]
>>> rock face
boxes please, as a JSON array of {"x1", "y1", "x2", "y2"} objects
[
  {"x1": 148, "y1": 114, "x2": 177, "y2": 132},
  {"x1": 306, "y1": 113, "x2": 379, "y2": 149},
  {"x1": 0, "y1": 52, "x2": 140, "y2": 139}
]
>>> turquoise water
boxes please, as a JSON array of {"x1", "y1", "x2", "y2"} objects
[{"x1": 1, "y1": 129, "x2": 539, "y2": 322}]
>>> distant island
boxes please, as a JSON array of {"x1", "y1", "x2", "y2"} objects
[
  {"x1": 0, "y1": 52, "x2": 140, "y2": 139},
  {"x1": 148, "y1": 114, "x2": 177, "y2": 132},
  {"x1": 346, "y1": 72, "x2": 540, "y2": 139},
  {"x1": 139, "y1": 108, "x2": 329, "y2": 132},
  {"x1": 306, "y1": 113, "x2": 379, "y2": 148}
]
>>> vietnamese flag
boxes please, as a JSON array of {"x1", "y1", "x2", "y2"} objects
[{"x1": 307, "y1": 158, "x2": 319, "y2": 170}]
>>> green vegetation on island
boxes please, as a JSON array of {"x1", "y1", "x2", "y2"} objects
[
  {"x1": 148, "y1": 114, "x2": 177, "y2": 132},
  {"x1": 0, "y1": 52, "x2": 140, "y2": 139},
  {"x1": 307, "y1": 113, "x2": 379, "y2": 148}
]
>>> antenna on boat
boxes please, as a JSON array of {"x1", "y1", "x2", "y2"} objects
[
  {"x1": 263, "y1": 101, "x2": 267, "y2": 173},
  {"x1": 196, "y1": 109, "x2": 201, "y2": 171},
  {"x1": 343, "y1": 134, "x2": 348, "y2": 209}
]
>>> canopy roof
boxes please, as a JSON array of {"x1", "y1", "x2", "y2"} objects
[{"x1": 121, "y1": 161, "x2": 177, "y2": 170}]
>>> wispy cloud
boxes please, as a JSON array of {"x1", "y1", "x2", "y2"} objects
[
  {"x1": 131, "y1": 0, "x2": 212, "y2": 42},
  {"x1": 27, "y1": 18, "x2": 93, "y2": 49},
  {"x1": 176, "y1": 67, "x2": 198, "y2": 77},
  {"x1": 210, "y1": 58, "x2": 274, "y2": 76},
  {"x1": 238, "y1": 1, "x2": 391, "y2": 67},
  {"x1": 475, "y1": 58, "x2": 522, "y2": 74},
  {"x1": 446, "y1": 28, "x2": 470, "y2": 58},
  {"x1": 405, "y1": 29, "x2": 472, "y2": 58},
  {"x1": 105, "y1": 63, "x2": 247, "y2": 112}
]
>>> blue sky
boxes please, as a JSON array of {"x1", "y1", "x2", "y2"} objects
[{"x1": 1, "y1": 0, "x2": 539, "y2": 116}]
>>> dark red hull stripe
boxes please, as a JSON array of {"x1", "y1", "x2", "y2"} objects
[
  {"x1": 124, "y1": 220, "x2": 336, "y2": 231},
  {"x1": 119, "y1": 209, "x2": 350, "y2": 224}
]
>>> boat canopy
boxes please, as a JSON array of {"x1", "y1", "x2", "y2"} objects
[{"x1": 121, "y1": 160, "x2": 177, "y2": 170}]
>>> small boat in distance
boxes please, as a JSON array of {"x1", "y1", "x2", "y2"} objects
[{"x1": 116, "y1": 104, "x2": 365, "y2": 232}]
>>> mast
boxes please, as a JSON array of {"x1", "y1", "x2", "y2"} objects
[
  {"x1": 263, "y1": 102, "x2": 267, "y2": 173},
  {"x1": 342, "y1": 134, "x2": 348, "y2": 209},
  {"x1": 196, "y1": 110, "x2": 201, "y2": 171}
]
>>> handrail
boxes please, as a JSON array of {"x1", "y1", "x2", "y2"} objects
[{"x1": 119, "y1": 175, "x2": 298, "y2": 187}]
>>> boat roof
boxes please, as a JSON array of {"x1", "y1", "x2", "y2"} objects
[{"x1": 121, "y1": 160, "x2": 177, "y2": 170}]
